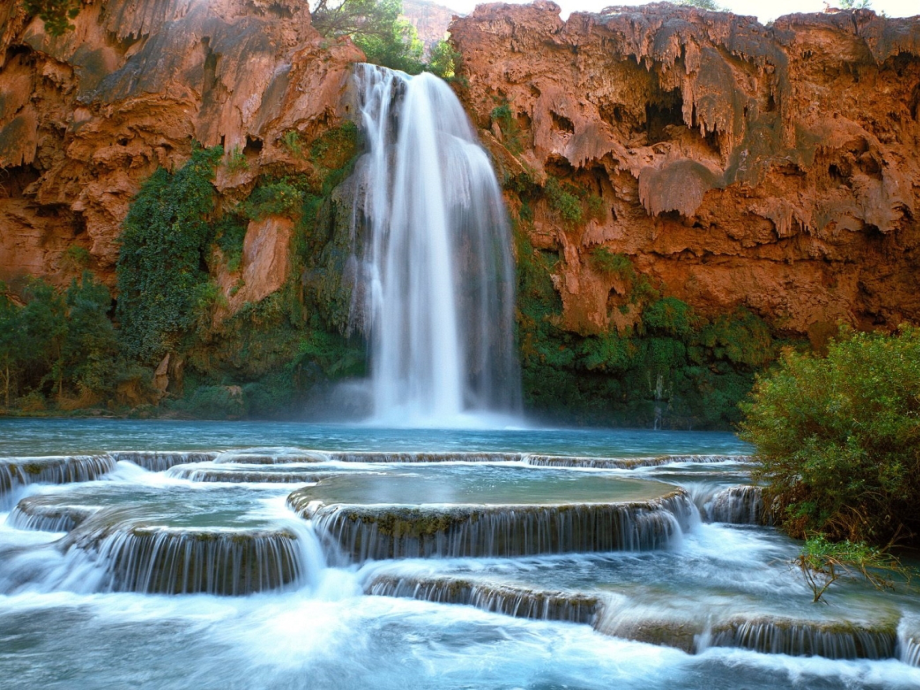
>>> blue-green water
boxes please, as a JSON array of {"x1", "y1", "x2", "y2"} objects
[
  {"x1": 0, "y1": 419, "x2": 917, "y2": 689},
  {"x1": 0, "y1": 418, "x2": 750, "y2": 456}
]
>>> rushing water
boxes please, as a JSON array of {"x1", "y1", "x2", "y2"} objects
[
  {"x1": 349, "y1": 65, "x2": 520, "y2": 426},
  {"x1": 1, "y1": 419, "x2": 918, "y2": 689}
]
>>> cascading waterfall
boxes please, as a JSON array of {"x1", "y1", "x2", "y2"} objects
[
  {"x1": 366, "y1": 574, "x2": 600, "y2": 625},
  {"x1": 288, "y1": 490, "x2": 695, "y2": 561},
  {"x1": 349, "y1": 64, "x2": 521, "y2": 425}
]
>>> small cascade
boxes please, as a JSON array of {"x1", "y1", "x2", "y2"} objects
[
  {"x1": 0, "y1": 455, "x2": 115, "y2": 505},
  {"x1": 8, "y1": 497, "x2": 94, "y2": 533},
  {"x1": 212, "y1": 452, "x2": 326, "y2": 465},
  {"x1": 899, "y1": 621, "x2": 920, "y2": 667},
  {"x1": 290, "y1": 490, "x2": 694, "y2": 561},
  {"x1": 707, "y1": 617, "x2": 898, "y2": 660},
  {"x1": 523, "y1": 454, "x2": 752, "y2": 470},
  {"x1": 349, "y1": 63, "x2": 521, "y2": 425},
  {"x1": 167, "y1": 467, "x2": 326, "y2": 484},
  {"x1": 109, "y1": 451, "x2": 219, "y2": 471},
  {"x1": 64, "y1": 518, "x2": 307, "y2": 595},
  {"x1": 699, "y1": 486, "x2": 771, "y2": 525},
  {"x1": 594, "y1": 607, "x2": 701, "y2": 653},
  {"x1": 903, "y1": 635, "x2": 920, "y2": 667},
  {"x1": 366, "y1": 574, "x2": 600, "y2": 625},
  {"x1": 206, "y1": 451, "x2": 751, "y2": 467}
]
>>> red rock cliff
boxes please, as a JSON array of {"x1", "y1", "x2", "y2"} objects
[
  {"x1": 0, "y1": 0, "x2": 360, "y2": 288},
  {"x1": 451, "y1": 2, "x2": 920, "y2": 340}
]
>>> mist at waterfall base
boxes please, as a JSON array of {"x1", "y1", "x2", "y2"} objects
[{"x1": 319, "y1": 65, "x2": 521, "y2": 429}]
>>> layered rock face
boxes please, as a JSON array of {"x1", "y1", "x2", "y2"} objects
[
  {"x1": 2, "y1": 0, "x2": 920, "y2": 353},
  {"x1": 0, "y1": 0, "x2": 359, "y2": 291},
  {"x1": 451, "y1": 2, "x2": 920, "y2": 339}
]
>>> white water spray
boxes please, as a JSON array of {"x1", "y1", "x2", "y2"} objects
[{"x1": 350, "y1": 64, "x2": 521, "y2": 426}]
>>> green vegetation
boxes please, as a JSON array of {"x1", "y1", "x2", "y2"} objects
[
  {"x1": 116, "y1": 145, "x2": 223, "y2": 363},
  {"x1": 545, "y1": 177, "x2": 582, "y2": 225},
  {"x1": 795, "y1": 534, "x2": 908, "y2": 603},
  {"x1": 740, "y1": 326, "x2": 920, "y2": 547},
  {"x1": 675, "y1": 0, "x2": 726, "y2": 10},
  {"x1": 0, "y1": 273, "x2": 150, "y2": 411},
  {"x1": 311, "y1": 0, "x2": 425, "y2": 74},
  {"x1": 225, "y1": 146, "x2": 248, "y2": 173},
  {"x1": 428, "y1": 39, "x2": 461, "y2": 81},
  {"x1": 490, "y1": 102, "x2": 524, "y2": 154},
  {"x1": 502, "y1": 165, "x2": 782, "y2": 429},
  {"x1": 514, "y1": 224, "x2": 781, "y2": 428},
  {"x1": 23, "y1": 0, "x2": 81, "y2": 36}
]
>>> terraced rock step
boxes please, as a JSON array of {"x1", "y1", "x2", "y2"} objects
[
  {"x1": 168, "y1": 467, "x2": 328, "y2": 484},
  {"x1": 8, "y1": 496, "x2": 95, "y2": 532},
  {"x1": 258, "y1": 451, "x2": 752, "y2": 467},
  {"x1": 0, "y1": 455, "x2": 115, "y2": 504},
  {"x1": 291, "y1": 489, "x2": 694, "y2": 561},
  {"x1": 65, "y1": 518, "x2": 305, "y2": 595},
  {"x1": 109, "y1": 451, "x2": 219, "y2": 471},
  {"x1": 212, "y1": 452, "x2": 327, "y2": 465},
  {"x1": 523, "y1": 455, "x2": 752, "y2": 470},
  {"x1": 368, "y1": 570, "x2": 906, "y2": 661},
  {"x1": 706, "y1": 617, "x2": 898, "y2": 660},
  {"x1": 366, "y1": 574, "x2": 600, "y2": 624}
]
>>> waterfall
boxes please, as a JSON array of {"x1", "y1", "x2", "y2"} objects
[{"x1": 350, "y1": 64, "x2": 521, "y2": 426}]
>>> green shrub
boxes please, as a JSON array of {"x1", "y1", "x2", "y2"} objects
[
  {"x1": 24, "y1": 0, "x2": 81, "y2": 35},
  {"x1": 215, "y1": 215, "x2": 248, "y2": 272},
  {"x1": 225, "y1": 146, "x2": 248, "y2": 172},
  {"x1": 177, "y1": 385, "x2": 245, "y2": 419},
  {"x1": 741, "y1": 326, "x2": 920, "y2": 546},
  {"x1": 116, "y1": 145, "x2": 222, "y2": 363},
  {"x1": 490, "y1": 101, "x2": 524, "y2": 154},
  {"x1": 795, "y1": 534, "x2": 907, "y2": 603},
  {"x1": 643, "y1": 297, "x2": 695, "y2": 338},
  {"x1": 242, "y1": 177, "x2": 305, "y2": 221},
  {"x1": 544, "y1": 177, "x2": 583, "y2": 225}
]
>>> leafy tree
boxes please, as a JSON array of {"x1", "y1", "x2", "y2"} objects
[
  {"x1": 740, "y1": 326, "x2": 920, "y2": 547},
  {"x1": 60, "y1": 272, "x2": 120, "y2": 398},
  {"x1": 116, "y1": 146, "x2": 222, "y2": 363},
  {"x1": 311, "y1": 0, "x2": 425, "y2": 74},
  {"x1": 676, "y1": 0, "x2": 725, "y2": 10},
  {"x1": 0, "y1": 284, "x2": 24, "y2": 407},
  {"x1": 427, "y1": 38, "x2": 461, "y2": 80},
  {"x1": 18, "y1": 279, "x2": 68, "y2": 399}
]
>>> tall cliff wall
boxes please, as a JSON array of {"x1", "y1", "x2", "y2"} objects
[
  {"x1": 2, "y1": 0, "x2": 920, "y2": 424},
  {"x1": 0, "y1": 0, "x2": 359, "y2": 290},
  {"x1": 451, "y1": 2, "x2": 920, "y2": 342}
]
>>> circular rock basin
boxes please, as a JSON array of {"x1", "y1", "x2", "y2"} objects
[
  {"x1": 287, "y1": 465, "x2": 690, "y2": 561},
  {"x1": 12, "y1": 483, "x2": 292, "y2": 531},
  {"x1": 292, "y1": 465, "x2": 671, "y2": 506},
  {"x1": 11, "y1": 483, "x2": 307, "y2": 596}
]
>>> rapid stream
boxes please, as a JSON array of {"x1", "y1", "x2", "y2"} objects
[{"x1": 1, "y1": 419, "x2": 918, "y2": 689}]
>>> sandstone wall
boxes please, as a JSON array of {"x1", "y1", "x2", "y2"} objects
[
  {"x1": 451, "y1": 2, "x2": 920, "y2": 339},
  {"x1": 0, "y1": 0, "x2": 359, "y2": 291}
]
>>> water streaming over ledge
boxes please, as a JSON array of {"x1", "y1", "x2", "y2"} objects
[
  {"x1": 349, "y1": 64, "x2": 521, "y2": 425},
  {"x1": 1, "y1": 422, "x2": 918, "y2": 687}
]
